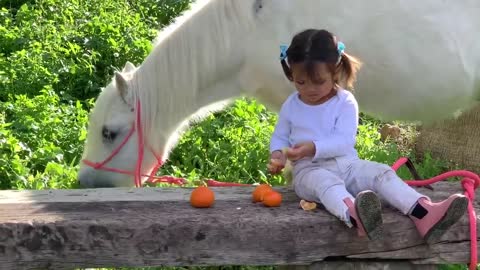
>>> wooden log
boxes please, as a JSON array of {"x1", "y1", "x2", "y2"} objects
[
  {"x1": 279, "y1": 261, "x2": 437, "y2": 270},
  {"x1": 0, "y1": 182, "x2": 477, "y2": 270}
]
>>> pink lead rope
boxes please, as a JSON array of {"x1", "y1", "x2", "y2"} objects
[
  {"x1": 392, "y1": 157, "x2": 479, "y2": 270},
  {"x1": 82, "y1": 100, "x2": 187, "y2": 187},
  {"x1": 82, "y1": 100, "x2": 247, "y2": 186},
  {"x1": 82, "y1": 100, "x2": 478, "y2": 268}
]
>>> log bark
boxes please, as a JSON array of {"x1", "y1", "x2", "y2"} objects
[{"x1": 0, "y1": 183, "x2": 477, "y2": 270}]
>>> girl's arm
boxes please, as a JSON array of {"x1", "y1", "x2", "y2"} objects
[
  {"x1": 312, "y1": 96, "x2": 358, "y2": 160},
  {"x1": 269, "y1": 105, "x2": 291, "y2": 154}
]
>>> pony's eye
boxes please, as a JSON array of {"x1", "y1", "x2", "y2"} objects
[{"x1": 101, "y1": 126, "x2": 117, "y2": 142}]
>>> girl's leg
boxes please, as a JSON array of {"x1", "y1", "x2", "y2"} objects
[
  {"x1": 293, "y1": 163, "x2": 382, "y2": 239},
  {"x1": 410, "y1": 194, "x2": 468, "y2": 243},
  {"x1": 344, "y1": 159, "x2": 468, "y2": 243},
  {"x1": 293, "y1": 166, "x2": 353, "y2": 224},
  {"x1": 343, "y1": 160, "x2": 424, "y2": 214}
]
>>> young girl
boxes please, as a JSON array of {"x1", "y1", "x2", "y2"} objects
[{"x1": 268, "y1": 29, "x2": 468, "y2": 242}]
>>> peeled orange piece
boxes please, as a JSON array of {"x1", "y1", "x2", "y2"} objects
[
  {"x1": 299, "y1": 199, "x2": 317, "y2": 211},
  {"x1": 190, "y1": 186, "x2": 215, "y2": 208},
  {"x1": 262, "y1": 190, "x2": 282, "y2": 207}
]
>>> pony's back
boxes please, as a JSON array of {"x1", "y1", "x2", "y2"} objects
[{"x1": 248, "y1": 0, "x2": 480, "y2": 121}]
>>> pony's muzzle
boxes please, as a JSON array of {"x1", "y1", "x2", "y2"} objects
[
  {"x1": 77, "y1": 167, "x2": 116, "y2": 188},
  {"x1": 77, "y1": 167, "x2": 97, "y2": 188},
  {"x1": 77, "y1": 165, "x2": 136, "y2": 188}
]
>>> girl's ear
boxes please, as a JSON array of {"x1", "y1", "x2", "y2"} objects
[
  {"x1": 281, "y1": 60, "x2": 294, "y2": 81},
  {"x1": 333, "y1": 60, "x2": 344, "y2": 85},
  {"x1": 333, "y1": 72, "x2": 340, "y2": 83}
]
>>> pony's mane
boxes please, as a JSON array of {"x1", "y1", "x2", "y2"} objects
[
  {"x1": 130, "y1": 0, "x2": 257, "y2": 155},
  {"x1": 151, "y1": 0, "x2": 210, "y2": 48}
]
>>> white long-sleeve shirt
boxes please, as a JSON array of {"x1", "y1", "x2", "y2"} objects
[{"x1": 270, "y1": 88, "x2": 359, "y2": 161}]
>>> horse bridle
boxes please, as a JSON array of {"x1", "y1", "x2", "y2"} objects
[{"x1": 82, "y1": 100, "x2": 186, "y2": 187}]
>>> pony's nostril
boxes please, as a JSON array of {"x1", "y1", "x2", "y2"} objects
[
  {"x1": 78, "y1": 178, "x2": 92, "y2": 188},
  {"x1": 77, "y1": 170, "x2": 95, "y2": 188},
  {"x1": 78, "y1": 169, "x2": 125, "y2": 188}
]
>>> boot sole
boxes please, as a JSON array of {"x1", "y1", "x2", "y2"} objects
[
  {"x1": 424, "y1": 196, "x2": 469, "y2": 244},
  {"x1": 356, "y1": 191, "x2": 384, "y2": 240}
]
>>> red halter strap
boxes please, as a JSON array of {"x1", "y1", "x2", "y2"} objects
[{"x1": 82, "y1": 100, "x2": 187, "y2": 187}]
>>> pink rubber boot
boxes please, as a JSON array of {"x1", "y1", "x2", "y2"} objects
[
  {"x1": 344, "y1": 190, "x2": 383, "y2": 240},
  {"x1": 409, "y1": 194, "x2": 468, "y2": 243}
]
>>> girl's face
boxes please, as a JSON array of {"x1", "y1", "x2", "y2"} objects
[{"x1": 291, "y1": 62, "x2": 335, "y2": 105}]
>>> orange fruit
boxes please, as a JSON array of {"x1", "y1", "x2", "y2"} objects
[
  {"x1": 262, "y1": 190, "x2": 282, "y2": 207},
  {"x1": 252, "y1": 184, "x2": 273, "y2": 202},
  {"x1": 190, "y1": 186, "x2": 215, "y2": 208}
]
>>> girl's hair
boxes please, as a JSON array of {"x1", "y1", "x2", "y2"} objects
[{"x1": 281, "y1": 29, "x2": 362, "y2": 90}]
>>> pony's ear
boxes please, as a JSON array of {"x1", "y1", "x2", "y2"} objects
[
  {"x1": 122, "y1": 61, "x2": 136, "y2": 73},
  {"x1": 115, "y1": 71, "x2": 133, "y2": 107}
]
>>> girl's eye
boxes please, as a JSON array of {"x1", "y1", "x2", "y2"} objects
[{"x1": 295, "y1": 81, "x2": 305, "y2": 85}]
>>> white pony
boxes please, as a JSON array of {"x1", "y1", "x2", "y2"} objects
[{"x1": 78, "y1": 0, "x2": 480, "y2": 188}]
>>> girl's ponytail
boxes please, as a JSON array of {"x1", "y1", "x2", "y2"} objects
[{"x1": 336, "y1": 52, "x2": 362, "y2": 90}]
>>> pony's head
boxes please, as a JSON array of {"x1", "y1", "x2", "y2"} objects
[{"x1": 78, "y1": 61, "x2": 161, "y2": 188}]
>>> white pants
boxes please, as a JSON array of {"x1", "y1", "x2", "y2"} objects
[{"x1": 293, "y1": 157, "x2": 427, "y2": 226}]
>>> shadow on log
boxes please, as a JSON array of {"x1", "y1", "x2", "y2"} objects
[{"x1": 0, "y1": 183, "x2": 476, "y2": 270}]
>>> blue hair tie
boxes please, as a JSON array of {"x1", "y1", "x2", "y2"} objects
[
  {"x1": 279, "y1": 44, "x2": 288, "y2": 61},
  {"x1": 337, "y1": 41, "x2": 345, "y2": 55}
]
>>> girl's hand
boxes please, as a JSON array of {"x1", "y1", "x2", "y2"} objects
[
  {"x1": 286, "y1": 141, "x2": 315, "y2": 161},
  {"x1": 267, "y1": 150, "x2": 287, "y2": 174}
]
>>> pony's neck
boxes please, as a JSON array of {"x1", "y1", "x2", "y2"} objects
[{"x1": 134, "y1": 0, "x2": 256, "y2": 157}]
